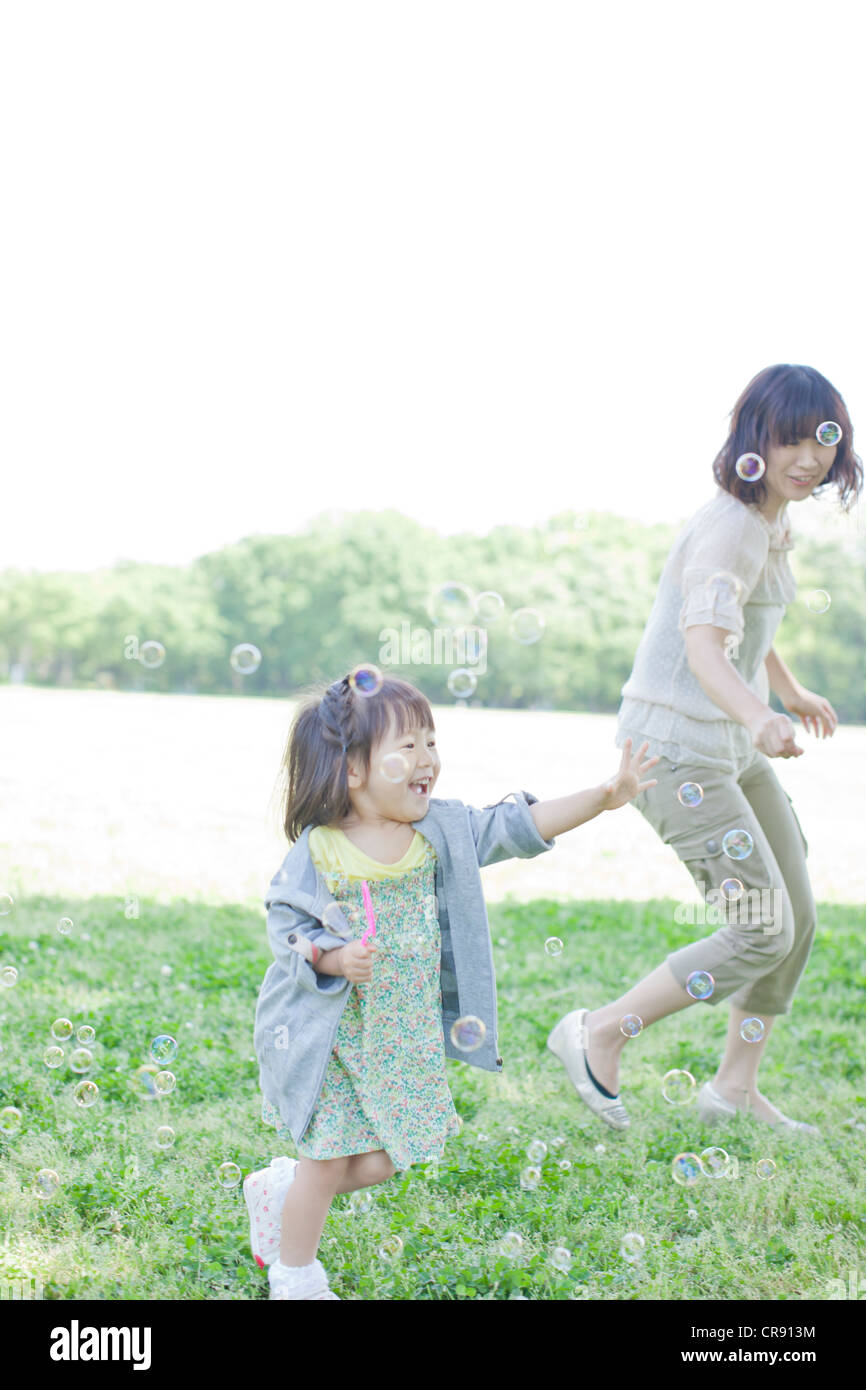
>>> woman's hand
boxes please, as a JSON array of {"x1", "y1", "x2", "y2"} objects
[
  {"x1": 784, "y1": 687, "x2": 838, "y2": 739},
  {"x1": 601, "y1": 738, "x2": 660, "y2": 810},
  {"x1": 747, "y1": 711, "x2": 803, "y2": 758}
]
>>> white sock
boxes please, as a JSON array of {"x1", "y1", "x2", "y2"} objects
[{"x1": 269, "y1": 1258, "x2": 324, "y2": 1295}]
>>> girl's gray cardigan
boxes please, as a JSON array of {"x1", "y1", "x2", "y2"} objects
[{"x1": 253, "y1": 792, "x2": 555, "y2": 1143}]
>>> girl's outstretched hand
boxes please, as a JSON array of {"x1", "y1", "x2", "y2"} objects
[{"x1": 601, "y1": 738, "x2": 659, "y2": 810}]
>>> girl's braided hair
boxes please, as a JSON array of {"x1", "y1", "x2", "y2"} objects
[{"x1": 279, "y1": 671, "x2": 434, "y2": 842}]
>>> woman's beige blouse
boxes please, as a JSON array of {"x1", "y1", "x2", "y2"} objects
[{"x1": 615, "y1": 488, "x2": 796, "y2": 774}]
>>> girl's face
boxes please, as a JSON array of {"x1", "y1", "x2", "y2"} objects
[
  {"x1": 761, "y1": 430, "x2": 838, "y2": 513},
  {"x1": 347, "y1": 716, "x2": 441, "y2": 822}
]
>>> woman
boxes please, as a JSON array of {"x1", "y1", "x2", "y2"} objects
[{"x1": 548, "y1": 363, "x2": 862, "y2": 1133}]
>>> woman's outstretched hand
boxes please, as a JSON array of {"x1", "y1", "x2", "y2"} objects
[
  {"x1": 601, "y1": 738, "x2": 660, "y2": 810},
  {"x1": 783, "y1": 687, "x2": 838, "y2": 739}
]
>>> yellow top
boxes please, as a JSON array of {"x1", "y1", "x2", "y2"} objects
[{"x1": 308, "y1": 825, "x2": 429, "y2": 881}]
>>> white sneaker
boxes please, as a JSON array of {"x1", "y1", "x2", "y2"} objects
[
  {"x1": 547, "y1": 1008, "x2": 630, "y2": 1130},
  {"x1": 269, "y1": 1258, "x2": 341, "y2": 1300},
  {"x1": 243, "y1": 1156, "x2": 298, "y2": 1268},
  {"x1": 697, "y1": 1081, "x2": 820, "y2": 1136}
]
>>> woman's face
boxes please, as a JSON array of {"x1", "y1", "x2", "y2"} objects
[{"x1": 761, "y1": 429, "x2": 838, "y2": 512}]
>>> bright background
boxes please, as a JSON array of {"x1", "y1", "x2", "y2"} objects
[{"x1": 2, "y1": 0, "x2": 865, "y2": 573}]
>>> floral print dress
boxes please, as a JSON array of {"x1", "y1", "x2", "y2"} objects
[{"x1": 262, "y1": 837, "x2": 461, "y2": 1170}]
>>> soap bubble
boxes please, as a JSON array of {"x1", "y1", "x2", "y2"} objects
[
  {"x1": 34, "y1": 1168, "x2": 60, "y2": 1199},
  {"x1": 559, "y1": 1159, "x2": 572, "y2": 1172},
  {"x1": 57, "y1": 918, "x2": 73, "y2": 936},
  {"x1": 1, "y1": 966, "x2": 18, "y2": 988},
  {"x1": 723, "y1": 829, "x2": 754, "y2": 861},
  {"x1": 139, "y1": 640, "x2": 166, "y2": 669},
  {"x1": 349, "y1": 663, "x2": 384, "y2": 697},
  {"x1": 739, "y1": 1017, "x2": 765, "y2": 1043},
  {"x1": 131, "y1": 1064, "x2": 160, "y2": 1102},
  {"x1": 662, "y1": 1069, "x2": 697, "y2": 1105},
  {"x1": 0, "y1": 894, "x2": 13, "y2": 915},
  {"x1": 687, "y1": 1207, "x2": 698, "y2": 1220},
  {"x1": 544, "y1": 937, "x2": 564, "y2": 957},
  {"x1": 498, "y1": 1231, "x2": 524, "y2": 1257},
  {"x1": 378, "y1": 1235, "x2": 403, "y2": 1260},
  {"x1": 550, "y1": 1135, "x2": 566, "y2": 1149},
  {"x1": 594, "y1": 1144, "x2": 606, "y2": 1155},
  {"x1": 550, "y1": 1246, "x2": 572, "y2": 1272},
  {"x1": 150, "y1": 1035, "x2": 178, "y2": 1065},
  {"x1": 720, "y1": 878, "x2": 744, "y2": 901},
  {"x1": 735, "y1": 453, "x2": 765, "y2": 481},
  {"x1": 520, "y1": 1166, "x2": 541, "y2": 1190},
  {"x1": 677, "y1": 782, "x2": 704, "y2": 808},
  {"x1": 230, "y1": 643, "x2": 262, "y2": 675},
  {"x1": 69, "y1": 1048, "x2": 93, "y2": 1074},
  {"x1": 509, "y1": 608, "x2": 545, "y2": 645},
  {"x1": 73, "y1": 1080, "x2": 99, "y2": 1108},
  {"x1": 51, "y1": 1018, "x2": 74, "y2": 1041},
  {"x1": 43, "y1": 1046, "x2": 64, "y2": 1068},
  {"x1": 619, "y1": 1014, "x2": 644, "y2": 1037},
  {"x1": 526, "y1": 1139, "x2": 547, "y2": 1164},
  {"x1": 0, "y1": 1106, "x2": 22, "y2": 1134},
  {"x1": 380, "y1": 751, "x2": 411, "y2": 784},
  {"x1": 76, "y1": 1025, "x2": 96, "y2": 1044},
  {"x1": 671, "y1": 1152, "x2": 702, "y2": 1186},
  {"x1": 450, "y1": 1016, "x2": 486, "y2": 1052},
  {"x1": 475, "y1": 591, "x2": 505, "y2": 624},
  {"x1": 699, "y1": 1146, "x2": 731, "y2": 1178},
  {"x1": 816, "y1": 420, "x2": 842, "y2": 446},
  {"x1": 756, "y1": 1158, "x2": 776, "y2": 1180},
  {"x1": 686, "y1": 971, "x2": 714, "y2": 1001},
  {"x1": 447, "y1": 668, "x2": 477, "y2": 699},
  {"x1": 620, "y1": 1232, "x2": 646, "y2": 1263},
  {"x1": 216, "y1": 1162, "x2": 242, "y2": 1188},
  {"x1": 155, "y1": 1126, "x2": 175, "y2": 1150},
  {"x1": 428, "y1": 583, "x2": 475, "y2": 627},
  {"x1": 348, "y1": 1190, "x2": 372, "y2": 1214},
  {"x1": 806, "y1": 589, "x2": 831, "y2": 614},
  {"x1": 155, "y1": 1071, "x2": 176, "y2": 1095}
]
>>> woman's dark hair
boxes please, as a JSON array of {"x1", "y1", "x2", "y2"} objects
[
  {"x1": 279, "y1": 672, "x2": 435, "y2": 842},
  {"x1": 713, "y1": 364, "x2": 862, "y2": 511}
]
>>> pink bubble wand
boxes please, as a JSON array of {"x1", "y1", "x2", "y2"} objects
[{"x1": 360, "y1": 879, "x2": 376, "y2": 947}]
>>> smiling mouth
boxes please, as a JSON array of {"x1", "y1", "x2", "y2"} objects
[
  {"x1": 409, "y1": 778, "x2": 432, "y2": 795},
  {"x1": 789, "y1": 476, "x2": 816, "y2": 484}
]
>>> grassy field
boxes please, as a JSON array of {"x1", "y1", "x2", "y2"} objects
[{"x1": 1, "y1": 688, "x2": 864, "y2": 1300}]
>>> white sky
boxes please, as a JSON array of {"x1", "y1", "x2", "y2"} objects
[{"x1": 2, "y1": 0, "x2": 864, "y2": 574}]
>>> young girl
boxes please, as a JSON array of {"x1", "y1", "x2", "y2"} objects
[
  {"x1": 247, "y1": 670, "x2": 658, "y2": 1300},
  {"x1": 549, "y1": 363, "x2": 862, "y2": 1135}
]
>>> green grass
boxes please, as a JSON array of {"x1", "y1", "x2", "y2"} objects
[{"x1": 0, "y1": 894, "x2": 864, "y2": 1301}]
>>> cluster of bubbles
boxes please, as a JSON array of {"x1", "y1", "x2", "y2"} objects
[
  {"x1": 672, "y1": 1148, "x2": 775, "y2": 1184},
  {"x1": 137, "y1": 641, "x2": 263, "y2": 675},
  {"x1": 733, "y1": 424, "x2": 840, "y2": 487},
  {"x1": 449, "y1": 1016, "x2": 486, "y2": 1052},
  {"x1": 428, "y1": 583, "x2": 545, "y2": 646}
]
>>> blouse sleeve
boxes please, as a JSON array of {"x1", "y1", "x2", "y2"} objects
[{"x1": 678, "y1": 503, "x2": 768, "y2": 644}]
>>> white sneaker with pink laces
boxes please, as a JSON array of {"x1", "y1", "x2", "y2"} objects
[{"x1": 243, "y1": 1156, "x2": 298, "y2": 1268}]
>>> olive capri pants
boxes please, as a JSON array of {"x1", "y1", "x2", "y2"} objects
[{"x1": 631, "y1": 751, "x2": 816, "y2": 1016}]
